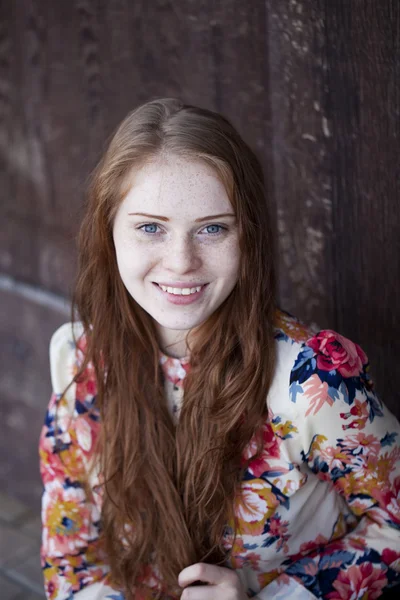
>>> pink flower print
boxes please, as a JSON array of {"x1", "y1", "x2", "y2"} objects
[
  {"x1": 159, "y1": 355, "x2": 190, "y2": 387},
  {"x1": 290, "y1": 535, "x2": 342, "y2": 563},
  {"x1": 268, "y1": 514, "x2": 285, "y2": 536},
  {"x1": 307, "y1": 330, "x2": 367, "y2": 378},
  {"x1": 242, "y1": 551, "x2": 262, "y2": 571},
  {"x1": 303, "y1": 375, "x2": 333, "y2": 416},
  {"x1": 73, "y1": 341, "x2": 97, "y2": 398},
  {"x1": 298, "y1": 534, "x2": 330, "y2": 556},
  {"x1": 76, "y1": 332, "x2": 88, "y2": 355},
  {"x1": 43, "y1": 565, "x2": 68, "y2": 600},
  {"x1": 382, "y1": 548, "x2": 400, "y2": 570},
  {"x1": 39, "y1": 440, "x2": 69, "y2": 485},
  {"x1": 341, "y1": 432, "x2": 381, "y2": 457},
  {"x1": 227, "y1": 536, "x2": 262, "y2": 570},
  {"x1": 75, "y1": 367, "x2": 97, "y2": 400},
  {"x1": 340, "y1": 398, "x2": 369, "y2": 430},
  {"x1": 388, "y1": 487, "x2": 400, "y2": 523},
  {"x1": 225, "y1": 536, "x2": 246, "y2": 569},
  {"x1": 261, "y1": 421, "x2": 280, "y2": 455},
  {"x1": 268, "y1": 514, "x2": 290, "y2": 553},
  {"x1": 328, "y1": 563, "x2": 387, "y2": 599},
  {"x1": 244, "y1": 421, "x2": 291, "y2": 477},
  {"x1": 82, "y1": 376, "x2": 97, "y2": 397},
  {"x1": 75, "y1": 417, "x2": 93, "y2": 453},
  {"x1": 347, "y1": 536, "x2": 367, "y2": 552},
  {"x1": 281, "y1": 474, "x2": 307, "y2": 495},
  {"x1": 382, "y1": 476, "x2": 400, "y2": 524},
  {"x1": 319, "y1": 445, "x2": 352, "y2": 470}
]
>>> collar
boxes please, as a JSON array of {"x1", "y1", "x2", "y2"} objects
[{"x1": 159, "y1": 351, "x2": 191, "y2": 386}]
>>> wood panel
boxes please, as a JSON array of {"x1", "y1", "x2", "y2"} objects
[
  {"x1": 1, "y1": 0, "x2": 273, "y2": 296},
  {"x1": 266, "y1": 0, "x2": 334, "y2": 330},
  {"x1": 0, "y1": 0, "x2": 399, "y2": 509},
  {"x1": 325, "y1": 0, "x2": 400, "y2": 410},
  {"x1": 0, "y1": 288, "x2": 68, "y2": 510}
]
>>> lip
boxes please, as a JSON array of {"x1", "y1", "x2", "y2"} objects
[
  {"x1": 154, "y1": 282, "x2": 207, "y2": 288},
  {"x1": 152, "y1": 282, "x2": 208, "y2": 305}
]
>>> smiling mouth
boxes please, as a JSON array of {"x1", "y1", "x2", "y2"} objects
[{"x1": 153, "y1": 283, "x2": 208, "y2": 296}]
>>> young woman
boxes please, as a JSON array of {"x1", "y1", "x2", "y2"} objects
[{"x1": 39, "y1": 98, "x2": 400, "y2": 600}]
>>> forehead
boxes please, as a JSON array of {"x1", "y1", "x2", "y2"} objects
[{"x1": 120, "y1": 156, "x2": 232, "y2": 215}]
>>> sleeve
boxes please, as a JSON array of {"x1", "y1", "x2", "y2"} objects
[
  {"x1": 256, "y1": 329, "x2": 400, "y2": 599},
  {"x1": 39, "y1": 323, "x2": 124, "y2": 600}
]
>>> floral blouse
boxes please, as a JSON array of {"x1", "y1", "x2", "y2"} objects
[{"x1": 39, "y1": 310, "x2": 400, "y2": 599}]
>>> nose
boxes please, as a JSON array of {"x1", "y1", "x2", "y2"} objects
[{"x1": 162, "y1": 234, "x2": 202, "y2": 274}]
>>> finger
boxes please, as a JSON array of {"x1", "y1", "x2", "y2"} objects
[
  {"x1": 178, "y1": 563, "x2": 236, "y2": 588},
  {"x1": 181, "y1": 584, "x2": 212, "y2": 600}
]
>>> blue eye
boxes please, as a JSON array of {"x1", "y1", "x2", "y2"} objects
[
  {"x1": 138, "y1": 223, "x2": 160, "y2": 234},
  {"x1": 137, "y1": 223, "x2": 227, "y2": 236},
  {"x1": 202, "y1": 224, "x2": 226, "y2": 235}
]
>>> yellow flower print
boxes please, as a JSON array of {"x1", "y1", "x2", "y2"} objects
[
  {"x1": 258, "y1": 568, "x2": 281, "y2": 588},
  {"x1": 307, "y1": 434, "x2": 328, "y2": 463},
  {"x1": 271, "y1": 418, "x2": 298, "y2": 440},
  {"x1": 235, "y1": 479, "x2": 280, "y2": 536},
  {"x1": 274, "y1": 310, "x2": 312, "y2": 342},
  {"x1": 335, "y1": 471, "x2": 358, "y2": 496},
  {"x1": 47, "y1": 498, "x2": 84, "y2": 537},
  {"x1": 377, "y1": 452, "x2": 397, "y2": 482},
  {"x1": 331, "y1": 513, "x2": 347, "y2": 540},
  {"x1": 65, "y1": 569, "x2": 80, "y2": 588}
]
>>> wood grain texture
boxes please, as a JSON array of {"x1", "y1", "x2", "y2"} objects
[
  {"x1": 1, "y1": 0, "x2": 81, "y2": 296},
  {"x1": 325, "y1": 0, "x2": 400, "y2": 409},
  {"x1": 266, "y1": 0, "x2": 334, "y2": 330},
  {"x1": 0, "y1": 0, "x2": 399, "y2": 508},
  {"x1": 0, "y1": 288, "x2": 68, "y2": 509}
]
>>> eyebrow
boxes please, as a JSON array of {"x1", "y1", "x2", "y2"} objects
[{"x1": 127, "y1": 212, "x2": 236, "y2": 222}]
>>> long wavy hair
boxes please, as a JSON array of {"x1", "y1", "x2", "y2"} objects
[{"x1": 72, "y1": 98, "x2": 277, "y2": 598}]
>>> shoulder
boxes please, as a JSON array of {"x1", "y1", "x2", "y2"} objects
[
  {"x1": 273, "y1": 308, "x2": 316, "y2": 345},
  {"x1": 267, "y1": 310, "x2": 313, "y2": 415},
  {"x1": 43, "y1": 322, "x2": 99, "y2": 460},
  {"x1": 41, "y1": 323, "x2": 100, "y2": 486},
  {"x1": 49, "y1": 321, "x2": 97, "y2": 419},
  {"x1": 49, "y1": 321, "x2": 85, "y2": 395},
  {"x1": 49, "y1": 322, "x2": 83, "y2": 382},
  {"x1": 270, "y1": 309, "x2": 374, "y2": 416},
  {"x1": 288, "y1": 327, "x2": 376, "y2": 419}
]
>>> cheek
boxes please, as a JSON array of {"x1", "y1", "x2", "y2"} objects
[
  {"x1": 219, "y1": 243, "x2": 241, "y2": 278},
  {"x1": 115, "y1": 239, "x2": 159, "y2": 280}
]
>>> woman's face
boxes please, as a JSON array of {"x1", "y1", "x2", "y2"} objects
[{"x1": 112, "y1": 156, "x2": 240, "y2": 357}]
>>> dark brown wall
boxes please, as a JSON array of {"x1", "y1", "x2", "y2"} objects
[{"x1": 1, "y1": 0, "x2": 399, "y2": 510}]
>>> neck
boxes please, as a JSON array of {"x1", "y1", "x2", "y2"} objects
[{"x1": 157, "y1": 331, "x2": 190, "y2": 359}]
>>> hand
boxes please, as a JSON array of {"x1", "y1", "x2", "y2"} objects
[{"x1": 178, "y1": 563, "x2": 248, "y2": 599}]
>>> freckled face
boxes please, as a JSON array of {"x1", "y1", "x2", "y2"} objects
[{"x1": 112, "y1": 156, "x2": 240, "y2": 356}]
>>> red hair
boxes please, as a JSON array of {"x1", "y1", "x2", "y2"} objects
[{"x1": 72, "y1": 98, "x2": 277, "y2": 597}]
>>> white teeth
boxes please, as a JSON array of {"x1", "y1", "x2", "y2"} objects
[{"x1": 159, "y1": 285, "x2": 203, "y2": 295}]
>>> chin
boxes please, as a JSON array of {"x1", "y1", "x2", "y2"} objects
[
  {"x1": 152, "y1": 313, "x2": 207, "y2": 331},
  {"x1": 155, "y1": 319, "x2": 201, "y2": 331}
]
